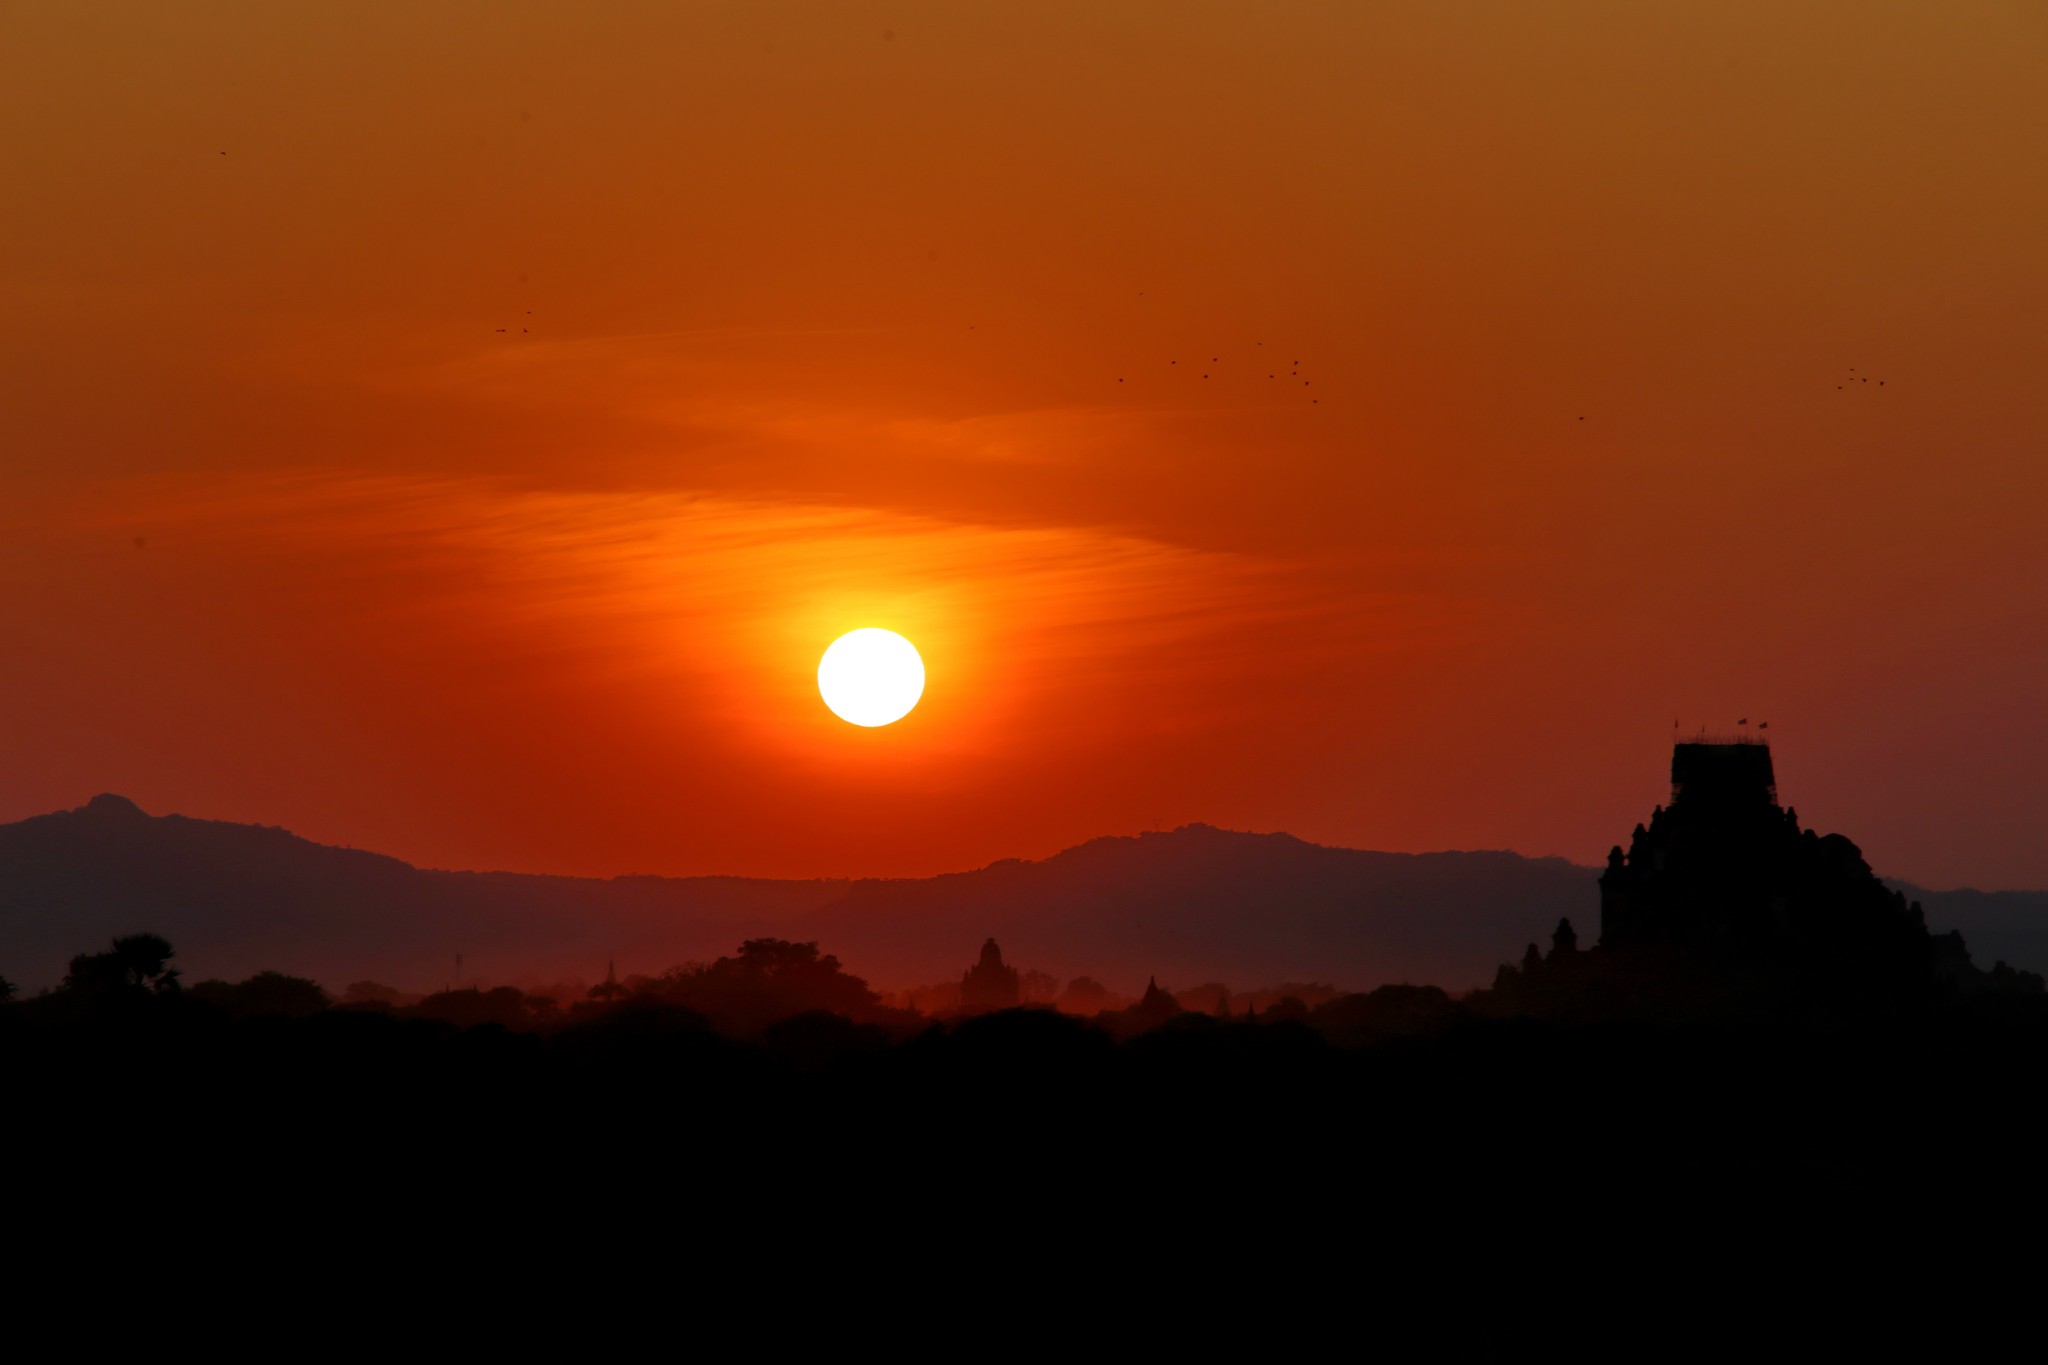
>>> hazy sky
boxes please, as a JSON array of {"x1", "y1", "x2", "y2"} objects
[{"x1": 4, "y1": 2, "x2": 2044, "y2": 886}]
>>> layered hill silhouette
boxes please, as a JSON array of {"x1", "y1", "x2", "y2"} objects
[
  {"x1": 1881, "y1": 882, "x2": 2048, "y2": 978},
  {"x1": 805, "y1": 827, "x2": 1596, "y2": 992},
  {"x1": 3, "y1": 794, "x2": 2039, "y2": 994}
]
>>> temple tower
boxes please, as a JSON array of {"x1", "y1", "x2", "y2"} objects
[
  {"x1": 1597, "y1": 737, "x2": 1933, "y2": 979},
  {"x1": 960, "y1": 937, "x2": 1022, "y2": 1013}
]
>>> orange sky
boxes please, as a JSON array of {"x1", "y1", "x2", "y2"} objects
[{"x1": 3, "y1": 2, "x2": 2045, "y2": 887}]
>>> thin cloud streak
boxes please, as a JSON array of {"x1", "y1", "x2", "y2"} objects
[{"x1": 102, "y1": 470, "x2": 1468, "y2": 738}]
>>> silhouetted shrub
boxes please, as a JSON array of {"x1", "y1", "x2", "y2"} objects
[
  {"x1": 190, "y1": 971, "x2": 331, "y2": 1019},
  {"x1": 639, "y1": 938, "x2": 882, "y2": 1035},
  {"x1": 408, "y1": 986, "x2": 537, "y2": 1030},
  {"x1": 340, "y1": 980, "x2": 414, "y2": 1010},
  {"x1": 1313, "y1": 983, "x2": 1464, "y2": 1046},
  {"x1": 63, "y1": 933, "x2": 181, "y2": 998},
  {"x1": 1055, "y1": 975, "x2": 1114, "y2": 1014},
  {"x1": 1260, "y1": 995, "x2": 1311, "y2": 1024}
]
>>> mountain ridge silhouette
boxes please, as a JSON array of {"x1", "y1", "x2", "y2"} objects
[{"x1": 3, "y1": 794, "x2": 2039, "y2": 993}]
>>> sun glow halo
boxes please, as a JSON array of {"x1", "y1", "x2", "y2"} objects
[{"x1": 818, "y1": 628, "x2": 925, "y2": 727}]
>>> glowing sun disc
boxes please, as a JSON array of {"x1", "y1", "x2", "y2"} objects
[{"x1": 818, "y1": 628, "x2": 925, "y2": 727}]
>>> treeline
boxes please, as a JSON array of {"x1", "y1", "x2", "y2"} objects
[
  {"x1": 885, "y1": 974, "x2": 1347, "y2": 1019},
  {"x1": 4, "y1": 932, "x2": 1456, "y2": 1047},
  {"x1": 16, "y1": 927, "x2": 2048, "y2": 1046},
  {"x1": 10, "y1": 928, "x2": 2048, "y2": 1264}
]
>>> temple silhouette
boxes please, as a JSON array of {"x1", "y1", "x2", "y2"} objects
[
  {"x1": 959, "y1": 937, "x2": 1021, "y2": 1014},
  {"x1": 1599, "y1": 737, "x2": 1937, "y2": 968},
  {"x1": 1498, "y1": 735, "x2": 2040, "y2": 1010}
]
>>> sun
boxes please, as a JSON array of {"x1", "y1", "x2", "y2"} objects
[{"x1": 818, "y1": 628, "x2": 926, "y2": 727}]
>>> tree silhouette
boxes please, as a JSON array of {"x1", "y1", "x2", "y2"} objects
[
  {"x1": 65, "y1": 933, "x2": 181, "y2": 996},
  {"x1": 645, "y1": 938, "x2": 881, "y2": 1033},
  {"x1": 1018, "y1": 969, "x2": 1061, "y2": 1005},
  {"x1": 1056, "y1": 976, "x2": 1113, "y2": 1014},
  {"x1": 412, "y1": 986, "x2": 534, "y2": 1029},
  {"x1": 340, "y1": 980, "x2": 412, "y2": 1009},
  {"x1": 190, "y1": 971, "x2": 330, "y2": 1019},
  {"x1": 1174, "y1": 982, "x2": 1232, "y2": 1016}
]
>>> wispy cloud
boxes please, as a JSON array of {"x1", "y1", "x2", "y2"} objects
[{"x1": 99, "y1": 470, "x2": 1460, "y2": 739}]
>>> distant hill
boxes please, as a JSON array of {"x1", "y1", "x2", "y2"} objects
[
  {"x1": 0, "y1": 797, "x2": 1593, "y2": 994},
  {"x1": 0, "y1": 795, "x2": 842, "y2": 992},
  {"x1": 1885, "y1": 881, "x2": 2048, "y2": 982},
  {"x1": 5, "y1": 795, "x2": 2040, "y2": 996},
  {"x1": 800, "y1": 825, "x2": 1598, "y2": 991}
]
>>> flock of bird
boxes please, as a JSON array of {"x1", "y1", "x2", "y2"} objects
[
  {"x1": 1115, "y1": 340, "x2": 1322, "y2": 405},
  {"x1": 466, "y1": 269, "x2": 1887, "y2": 421},
  {"x1": 213, "y1": 151, "x2": 1900, "y2": 416}
]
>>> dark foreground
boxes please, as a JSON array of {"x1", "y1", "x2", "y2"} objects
[{"x1": 12, "y1": 979, "x2": 2046, "y2": 1300}]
